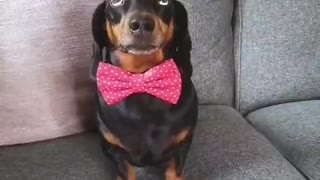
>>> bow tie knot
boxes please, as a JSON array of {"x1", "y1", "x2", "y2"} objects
[
  {"x1": 96, "y1": 59, "x2": 182, "y2": 105},
  {"x1": 130, "y1": 74, "x2": 145, "y2": 92}
]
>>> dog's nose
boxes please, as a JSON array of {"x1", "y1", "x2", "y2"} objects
[{"x1": 129, "y1": 14, "x2": 155, "y2": 36}]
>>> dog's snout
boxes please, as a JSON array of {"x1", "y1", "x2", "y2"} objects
[{"x1": 129, "y1": 14, "x2": 155, "y2": 36}]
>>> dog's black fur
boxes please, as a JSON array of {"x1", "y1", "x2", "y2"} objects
[{"x1": 90, "y1": 0, "x2": 198, "y2": 179}]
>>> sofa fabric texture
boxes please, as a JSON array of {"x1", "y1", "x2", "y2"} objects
[
  {"x1": 183, "y1": 106, "x2": 304, "y2": 180},
  {"x1": 183, "y1": 0, "x2": 235, "y2": 106},
  {"x1": 0, "y1": 133, "x2": 115, "y2": 180},
  {"x1": 0, "y1": 0, "x2": 102, "y2": 146},
  {"x1": 234, "y1": 0, "x2": 320, "y2": 115},
  {"x1": 247, "y1": 100, "x2": 320, "y2": 180},
  {"x1": 0, "y1": 106, "x2": 305, "y2": 180}
]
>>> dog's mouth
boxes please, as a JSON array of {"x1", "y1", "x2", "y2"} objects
[{"x1": 120, "y1": 44, "x2": 161, "y2": 55}]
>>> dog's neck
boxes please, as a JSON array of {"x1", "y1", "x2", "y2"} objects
[{"x1": 105, "y1": 48, "x2": 173, "y2": 74}]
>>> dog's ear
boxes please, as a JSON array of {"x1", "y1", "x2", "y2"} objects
[
  {"x1": 90, "y1": 1, "x2": 108, "y2": 81},
  {"x1": 172, "y1": 0, "x2": 193, "y2": 80}
]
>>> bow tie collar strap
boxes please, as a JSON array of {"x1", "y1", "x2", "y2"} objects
[{"x1": 96, "y1": 59, "x2": 182, "y2": 105}]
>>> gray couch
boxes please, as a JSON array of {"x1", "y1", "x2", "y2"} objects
[{"x1": 1, "y1": 0, "x2": 319, "y2": 180}]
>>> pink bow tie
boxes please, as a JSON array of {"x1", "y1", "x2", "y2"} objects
[{"x1": 96, "y1": 59, "x2": 182, "y2": 105}]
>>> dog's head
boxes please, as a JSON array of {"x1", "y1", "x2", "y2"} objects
[
  {"x1": 91, "y1": 0, "x2": 192, "y2": 75},
  {"x1": 104, "y1": 0, "x2": 174, "y2": 55}
]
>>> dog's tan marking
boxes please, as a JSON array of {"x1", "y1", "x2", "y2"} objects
[
  {"x1": 114, "y1": 49, "x2": 164, "y2": 73},
  {"x1": 153, "y1": 17, "x2": 174, "y2": 45},
  {"x1": 106, "y1": 22, "x2": 122, "y2": 46},
  {"x1": 164, "y1": 19, "x2": 174, "y2": 44},
  {"x1": 116, "y1": 162, "x2": 136, "y2": 180},
  {"x1": 164, "y1": 129, "x2": 191, "y2": 153},
  {"x1": 103, "y1": 132, "x2": 125, "y2": 149},
  {"x1": 166, "y1": 160, "x2": 184, "y2": 180},
  {"x1": 106, "y1": 14, "x2": 128, "y2": 46},
  {"x1": 127, "y1": 162, "x2": 136, "y2": 180},
  {"x1": 173, "y1": 129, "x2": 190, "y2": 144}
]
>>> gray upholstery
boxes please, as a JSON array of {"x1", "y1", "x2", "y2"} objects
[
  {"x1": 246, "y1": 100, "x2": 320, "y2": 180},
  {"x1": 183, "y1": 0, "x2": 235, "y2": 105},
  {"x1": 0, "y1": 106, "x2": 305, "y2": 180},
  {"x1": 234, "y1": 0, "x2": 320, "y2": 115},
  {"x1": 0, "y1": 0, "x2": 102, "y2": 145},
  {"x1": 183, "y1": 106, "x2": 304, "y2": 180},
  {"x1": 0, "y1": 133, "x2": 115, "y2": 180}
]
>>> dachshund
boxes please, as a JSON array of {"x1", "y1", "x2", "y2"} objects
[{"x1": 89, "y1": 0, "x2": 198, "y2": 179}]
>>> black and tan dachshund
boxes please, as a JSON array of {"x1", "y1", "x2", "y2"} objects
[{"x1": 89, "y1": 0, "x2": 198, "y2": 179}]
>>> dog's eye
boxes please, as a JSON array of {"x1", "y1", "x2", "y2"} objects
[
  {"x1": 158, "y1": 0, "x2": 169, "y2": 6},
  {"x1": 110, "y1": 0, "x2": 125, "y2": 7}
]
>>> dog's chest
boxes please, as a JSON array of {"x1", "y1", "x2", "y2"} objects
[
  {"x1": 101, "y1": 93, "x2": 179, "y2": 126},
  {"x1": 99, "y1": 93, "x2": 189, "y2": 142}
]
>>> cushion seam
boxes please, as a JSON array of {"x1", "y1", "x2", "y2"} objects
[{"x1": 235, "y1": 0, "x2": 243, "y2": 112}]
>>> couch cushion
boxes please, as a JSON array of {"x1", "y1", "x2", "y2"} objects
[
  {"x1": 0, "y1": 106, "x2": 305, "y2": 180},
  {"x1": 246, "y1": 100, "x2": 320, "y2": 180},
  {"x1": 0, "y1": 132, "x2": 115, "y2": 180},
  {"x1": 183, "y1": 105, "x2": 305, "y2": 180},
  {"x1": 0, "y1": 0, "x2": 103, "y2": 146},
  {"x1": 184, "y1": 0, "x2": 235, "y2": 105},
  {"x1": 234, "y1": 0, "x2": 320, "y2": 115}
]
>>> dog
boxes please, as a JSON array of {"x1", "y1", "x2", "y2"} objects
[{"x1": 89, "y1": 0, "x2": 198, "y2": 179}]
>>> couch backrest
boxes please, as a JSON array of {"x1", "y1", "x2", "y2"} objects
[
  {"x1": 234, "y1": 0, "x2": 320, "y2": 115},
  {"x1": 184, "y1": 0, "x2": 235, "y2": 106},
  {"x1": 0, "y1": 0, "x2": 101, "y2": 146},
  {"x1": 0, "y1": 0, "x2": 235, "y2": 145}
]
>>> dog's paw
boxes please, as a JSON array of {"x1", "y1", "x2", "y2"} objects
[
  {"x1": 166, "y1": 174, "x2": 185, "y2": 180},
  {"x1": 174, "y1": 177, "x2": 184, "y2": 180}
]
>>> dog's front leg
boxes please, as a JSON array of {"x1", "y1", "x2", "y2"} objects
[
  {"x1": 112, "y1": 156, "x2": 135, "y2": 180},
  {"x1": 115, "y1": 161, "x2": 135, "y2": 180},
  {"x1": 165, "y1": 160, "x2": 184, "y2": 180},
  {"x1": 165, "y1": 136, "x2": 193, "y2": 180},
  {"x1": 100, "y1": 136, "x2": 135, "y2": 180}
]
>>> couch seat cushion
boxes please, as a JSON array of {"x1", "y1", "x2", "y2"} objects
[
  {"x1": 183, "y1": 106, "x2": 304, "y2": 180},
  {"x1": 0, "y1": 106, "x2": 305, "y2": 180},
  {"x1": 247, "y1": 100, "x2": 320, "y2": 180},
  {"x1": 0, "y1": 133, "x2": 115, "y2": 180}
]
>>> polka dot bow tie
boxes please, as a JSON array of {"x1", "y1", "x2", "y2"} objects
[{"x1": 96, "y1": 59, "x2": 182, "y2": 105}]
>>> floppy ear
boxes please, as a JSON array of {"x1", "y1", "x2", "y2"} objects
[
  {"x1": 172, "y1": 0, "x2": 193, "y2": 80},
  {"x1": 90, "y1": 1, "x2": 109, "y2": 81}
]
